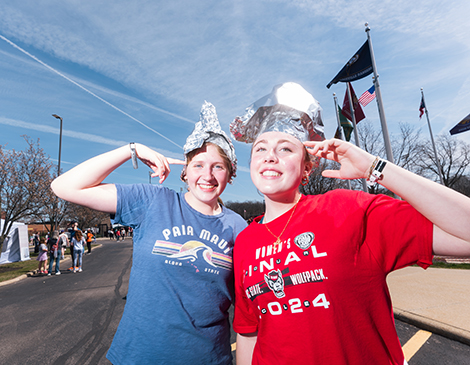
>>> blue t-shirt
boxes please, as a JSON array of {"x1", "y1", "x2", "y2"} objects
[{"x1": 107, "y1": 184, "x2": 247, "y2": 365}]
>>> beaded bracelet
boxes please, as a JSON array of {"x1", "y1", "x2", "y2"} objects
[
  {"x1": 366, "y1": 156, "x2": 386, "y2": 187},
  {"x1": 129, "y1": 142, "x2": 138, "y2": 169}
]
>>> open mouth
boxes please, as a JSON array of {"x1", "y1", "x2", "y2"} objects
[
  {"x1": 198, "y1": 184, "x2": 216, "y2": 189},
  {"x1": 261, "y1": 171, "x2": 281, "y2": 177}
]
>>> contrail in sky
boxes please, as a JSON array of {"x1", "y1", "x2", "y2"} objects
[{"x1": 0, "y1": 34, "x2": 183, "y2": 149}]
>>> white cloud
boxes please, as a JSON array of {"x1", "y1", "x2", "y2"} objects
[
  {"x1": 0, "y1": 116, "x2": 182, "y2": 159},
  {"x1": 1, "y1": 0, "x2": 469, "y2": 201}
]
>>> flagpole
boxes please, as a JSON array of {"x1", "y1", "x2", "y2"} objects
[
  {"x1": 421, "y1": 87, "x2": 444, "y2": 184},
  {"x1": 365, "y1": 23, "x2": 394, "y2": 164},
  {"x1": 346, "y1": 83, "x2": 368, "y2": 192},
  {"x1": 333, "y1": 93, "x2": 352, "y2": 190}
]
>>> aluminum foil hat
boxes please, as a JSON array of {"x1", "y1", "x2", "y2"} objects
[
  {"x1": 183, "y1": 101, "x2": 237, "y2": 177},
  {"x1": 230, "y1": 82, "x2": 325, "y2": 143}
]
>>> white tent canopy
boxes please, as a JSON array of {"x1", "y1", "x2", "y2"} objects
[{"x1": 0, "y1": 219, "x2": 30, "y2": 264}]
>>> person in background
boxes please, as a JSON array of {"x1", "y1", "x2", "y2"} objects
[
  {"x1": 51, "y1": 102, "x2": 246, "y2": 364},
  {"x1": 58, "y1": 230, "x2": 69, "y2": 259},
  {"x1": 230, "y1": 83, "x2": 470, "y2": 365},
  {"x1": 36, "y1": 237, "x2": 48, "y2": 274},
  {"x1": 47, "y1": 231, "x2": 61, "y2": 276},
  {"x1": 86, "y1": 229, "x2": 94, "y2": 254},
  {"x1": 33, "y1": 233, "x2": 40, "y2": 253},
  {"x1": 71, "y1": 230, "x2": 85, "y2": 273},
  {"x1": 68, "y1": 222, "x2": 81, "y2": 271}
]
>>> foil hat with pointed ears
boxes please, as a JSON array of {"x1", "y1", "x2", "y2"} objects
[
  {"x1": 183, "y1": 101, "x2": 237, "y2": 177},
  {"x1": 230, "y1": 82, "x2": 325, "y2": 143}
]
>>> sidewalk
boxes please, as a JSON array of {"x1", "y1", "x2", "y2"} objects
[{"x1": 387, "y1": 266, "x2": 470, "y2": 346}]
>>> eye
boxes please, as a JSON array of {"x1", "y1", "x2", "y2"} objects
[
  {"x1": 280, "y1": 147, "x2": 293, "y2": 152},
  {"x1": 254, "y1": 146, "x2": 266, "y2": 153}
]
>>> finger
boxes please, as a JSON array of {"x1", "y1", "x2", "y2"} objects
[
  {"x1": 167, "y1": 158, "x2": 186, "y2": 165},
  {"x1": 150, "y1": 171, "x2": 168, "y2": 184},
  {"x1": 303, "y1": 141, "x2": 322, "y2": 148},
  {"x1": 305, "y1": 140, "x2": 335, "y2": 156},
  {"x1": 161, "y1": 157, "x2": 170, "y2": 174},
  {"x1": 321, "y1": 170, "x2": 342, "y2": 179},
  {"x1": 158, "y1": 164, "x2": 170, "y2": 184},
  {"x1": 148, "y1": 163, "x2": 170, "y2": 184},
  {"x1": 304, "y1": 140, "x2": 324, "y2": 153}
]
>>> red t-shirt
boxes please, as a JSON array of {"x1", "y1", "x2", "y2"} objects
[{"x1": 233, "y1": 190, "x2": 433, "y2": 365}]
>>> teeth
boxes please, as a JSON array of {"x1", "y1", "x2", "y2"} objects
[
  {"x1": 199, "y1": 184, "x2": 215, "y2": 189},
  {"x1": 262, "y1": 171, "x2": 280, "y2": 177}
]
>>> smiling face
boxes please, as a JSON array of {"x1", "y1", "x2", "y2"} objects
[
  {"x1": 184, "y1": 143, "x2": 231, "y2": 213},
  {"x1": 250, "y1": 131, "x2": 312, "y2": 201}
]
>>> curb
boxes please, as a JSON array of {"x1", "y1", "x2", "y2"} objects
[
  {"x1": 0, "y1": 273, "x2": 29, "y2": 287},
  {"x1": 394, "y1": 308, "x2": 470, "y2": 346}
]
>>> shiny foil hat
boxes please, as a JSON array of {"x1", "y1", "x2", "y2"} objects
[
  {"x1": 230, "y1": 82, "x2": 325, "y2": 143},
  {"x1": 184, "y1": 101, "x2": 237, "y2": 177}
]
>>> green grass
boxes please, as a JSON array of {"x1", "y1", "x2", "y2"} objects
[
  {"x1": 0, "y1": 259, "x2": 41, "y2": 282},
  {"x1": 0, "y1": 245, "x2": 98, "y2": 283},
  {"x1": 430, "y1": 261, "x2": 470, "y2": 270}
]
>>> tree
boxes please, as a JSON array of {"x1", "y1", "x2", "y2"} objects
[
  {"x1": 0, "y1": 136, "x2": 54, "y2": 251},
  {"x1": 225, "y1": 201, "x2": 265, "y2": 221},
  {"x1": 452, "y1": 175, "x2": 470, "y2": 197},
  {"x1": 391, "y1": 123, "x2": 422, "y2": 174},
  {"x1": 300, "y1": 158, "x2": 350, "y2": 195},
  {"x1": 65, "y1": 203, "x2": 110, "y2": 232},
  {"x1": 356, "y1": 121, "x2": 424, "y2": 195},
  {"x1": 34, "y1": 189, "x2": 70, "y2": 234},
  {"x1": 417, "y1": 134, "x2": 470, "y2": 187}
]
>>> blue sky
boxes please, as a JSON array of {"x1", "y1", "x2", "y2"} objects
[{"x1": 1, "y1": 0, "x2": 470, "y2": 203}]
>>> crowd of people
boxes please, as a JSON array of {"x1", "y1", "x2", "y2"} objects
[
  {"x1": 107, "y1": 227, "x2": 133, "y2": 240},
  {"x1": 33, "y1": 222, "x2": 96, "y2": 276},
  {"x1": 47, "y1": 85, "x2": 470, "y2": 365}
]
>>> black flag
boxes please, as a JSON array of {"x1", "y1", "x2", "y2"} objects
[
  {"x1": 450, "y1": 114, "x2": 470, "y2": 135},
  {"x1": 327, "y1": 41, "x2": 373, "y2": 89}
]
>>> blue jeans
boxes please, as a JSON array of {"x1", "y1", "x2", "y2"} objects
[
  {"x1": 74, "y1": 249, "x2": 83, "y2": 268},
  {"x1": 48, "y1": 252, "x2": 60, "y2": 273}
]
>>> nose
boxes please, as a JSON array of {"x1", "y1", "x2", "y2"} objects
[
  {"x1": 264, "y1": 148, "x2": 278, "y2": 163},
  {"x1": 201, "y1": 165, "x2": 214, "y2": 180}
]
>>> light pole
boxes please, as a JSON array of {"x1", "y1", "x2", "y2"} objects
[{"x1": 52, "y1": 114, "x2": 63, "y2": 176}]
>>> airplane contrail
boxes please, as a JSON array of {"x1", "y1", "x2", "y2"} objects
[{"x1": 0, "y1": 34, "x2": 183, "y2": 149}]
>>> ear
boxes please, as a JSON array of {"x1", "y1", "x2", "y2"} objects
[
  {"x1": 304, "y1": 159, "x2": 315, "y2": 175},
  {"x1": 180, "y1": 166, "x2": 188, "y2": 183}
]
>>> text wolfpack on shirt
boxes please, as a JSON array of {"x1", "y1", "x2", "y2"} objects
[{"x1": 243, "y1": 231, "x2": 328, "y2": 300}]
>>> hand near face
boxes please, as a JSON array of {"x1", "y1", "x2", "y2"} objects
[
  {"x1": 304, "y1": 139, "x2": 376, "y2": 180},
  {"x1": 134, "y1": 143, "x2": 185, "y2": 184}
]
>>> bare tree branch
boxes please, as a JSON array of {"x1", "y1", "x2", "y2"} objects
[{"x1": 0, "y1": 136, "x2": 54, "y2": 250}]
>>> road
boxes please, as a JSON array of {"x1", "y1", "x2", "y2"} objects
[
  {"x1": 1, "y1": 239, "x2": 469, "y2": 364},
  {"x1": 0, "y1": 239, "x2": 131, "y2": 365}
]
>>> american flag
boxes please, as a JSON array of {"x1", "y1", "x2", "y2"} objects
[
  {"x1": 419, "y1": 96, "x2": 425, "y2": 119},
  {"x1": 358, "y1": 85, "x2": 375, "y2": 107}
]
